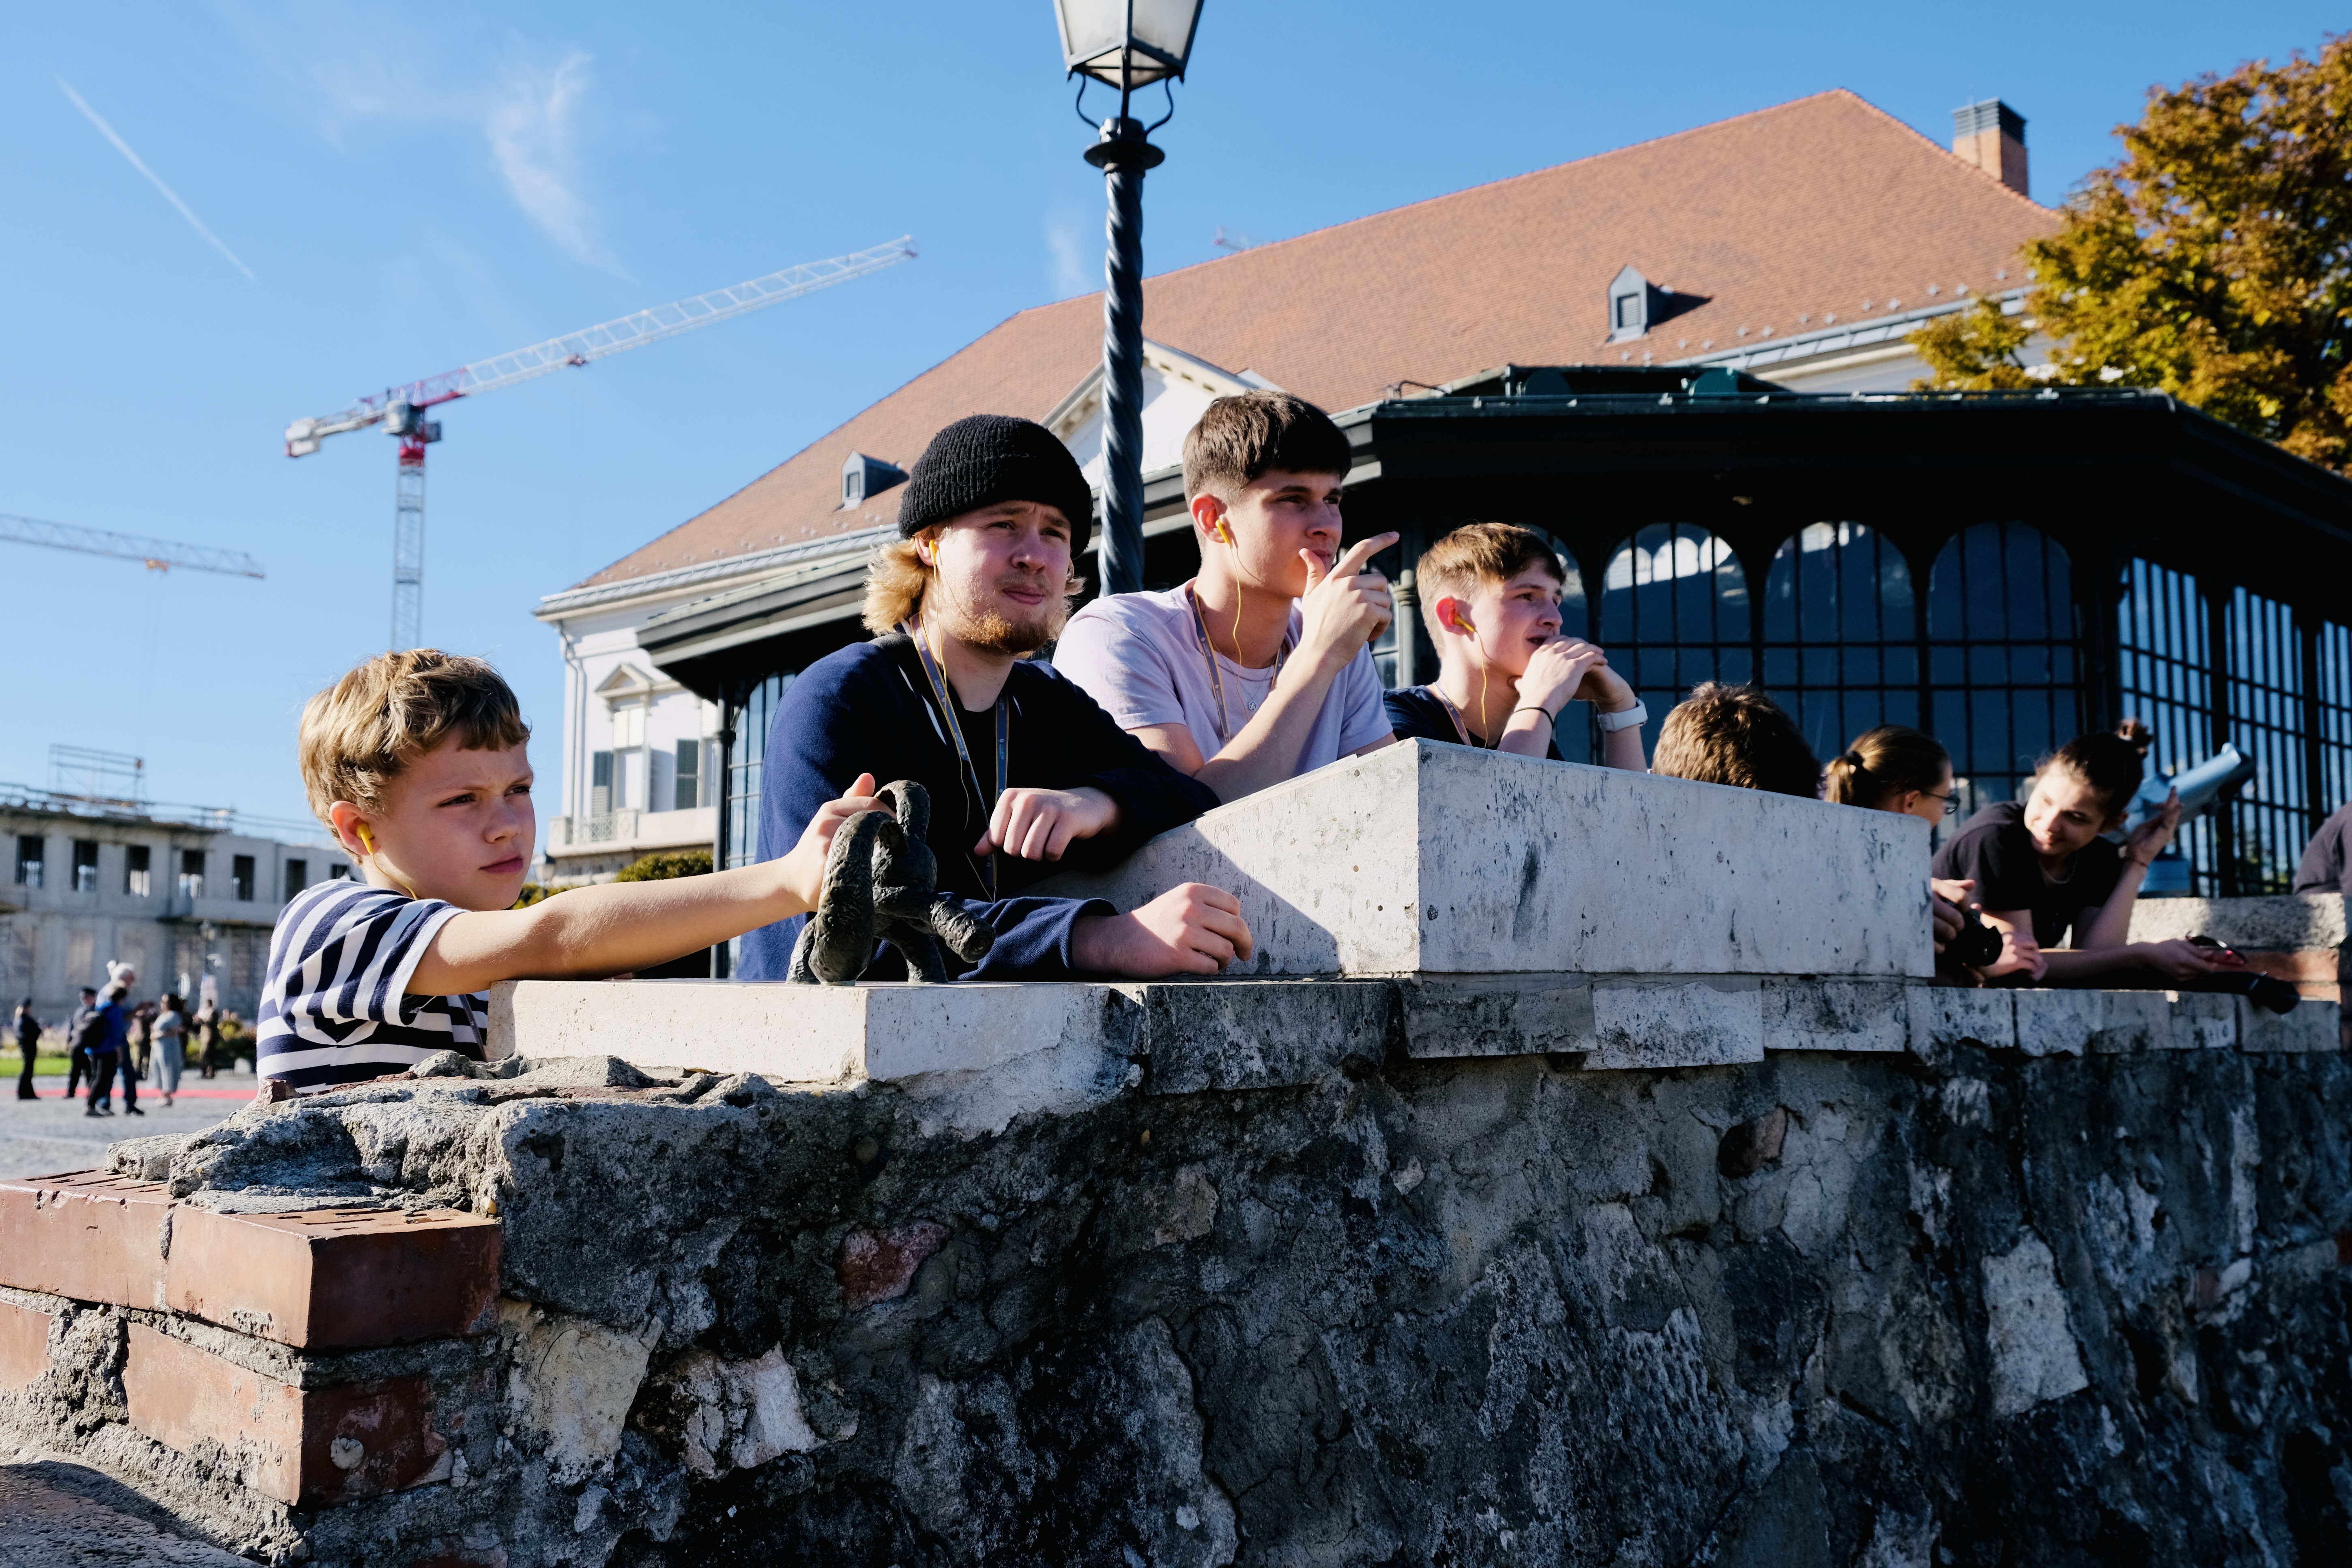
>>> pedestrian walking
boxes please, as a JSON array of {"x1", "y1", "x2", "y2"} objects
[
  {"x1": 194, "y1": 1001, "x2": 221, "y2": 1078},
  {"x1": 62, "y1": 986, "x2": 96, "y2": 1099},
  {"x1": 80, "y1": 988, "x2": 126, "y2": 1116},
  {"x1": 152, "y1": 993, "x2": 185, "y2": 1108},
  {"x1": 12, "y1": 998, "x2": 37, "y2": 1101}
]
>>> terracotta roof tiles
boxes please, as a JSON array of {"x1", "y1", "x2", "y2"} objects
[{"x1": 575, "y1": 88, "x2": 2054, "y2": 591}]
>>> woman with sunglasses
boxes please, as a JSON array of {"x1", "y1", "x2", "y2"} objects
[{"x1": 1826, "y1": 724, "x2": 2041, "y2": 978}]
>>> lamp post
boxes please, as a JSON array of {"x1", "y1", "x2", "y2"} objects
[{"x1": 1055, "y1": 0, "x2": 1203, "y2": 595}]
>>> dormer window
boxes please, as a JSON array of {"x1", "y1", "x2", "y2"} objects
[
  {"x1": 841, "y1": 451, "x2": 910, "y2": 509},
  {"x1": 1608, "y1": 265, "x2": 1654, "y2": 342}
]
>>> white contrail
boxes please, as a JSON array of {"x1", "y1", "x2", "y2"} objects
[{"x1": 54, "y1": 74, "x2": 257, "y2": 283}]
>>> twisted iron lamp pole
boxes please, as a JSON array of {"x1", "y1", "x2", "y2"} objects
[{"x1": 1082, "y1": 90, "x2": 1164, "y2": 595}]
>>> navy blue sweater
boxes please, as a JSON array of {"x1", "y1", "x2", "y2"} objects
[{"x1": 736, "y1": 635, "x2": 1221, "y2": 981}]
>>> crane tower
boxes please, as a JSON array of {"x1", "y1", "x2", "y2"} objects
[{"x1": 286, "y1": 236, "x2": 916, "y2": 650}]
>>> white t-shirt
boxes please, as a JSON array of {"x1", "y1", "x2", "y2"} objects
[{"x1": 1052, "y1": 586, "x2": 1392, "y2": 784}]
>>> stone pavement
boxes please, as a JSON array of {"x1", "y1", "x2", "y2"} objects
[
  {"x1": 0, "y1": 1459, "x2": 249, "y2": 1566},
  {"x1": 2, "y1": 1076, "x2": 247, "y2": 1186}
]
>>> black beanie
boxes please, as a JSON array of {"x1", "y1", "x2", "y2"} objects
[{"x1": 895, "y1": 415, "x2": 1096, "y2": 550}]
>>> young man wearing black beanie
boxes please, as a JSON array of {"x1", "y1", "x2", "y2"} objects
[{"x1": 735, "y1": 414, "x2": 1252, "y2": 982}]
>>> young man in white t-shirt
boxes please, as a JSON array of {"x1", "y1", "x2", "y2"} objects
[{"x1": 1052, "y1": 392, "x2": 1398, "y2": 803}]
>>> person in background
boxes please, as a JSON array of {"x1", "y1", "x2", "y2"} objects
[
  {"x1": 152, "y1": 992, "x2": 185, "y2": 1108},
  {"x1": 1931, "y1": 730, "x2": 2225, "y2": 986},
  {"x1": 83, "y1": 984, "x2": 132, "y2": 1117},
  {"x1": 2293, "y1": 798, "x2": 2352, "y2": 896},
  {"x1": 62, "y1": 985, "x2": 96, "y2": 1100},
  {"x1": 1650, "y1": 682, "x2": 1822, "y2": 799},
  {"x1": 13, "y1": 998, "x2": 37, "y2": 1101},
  {"x1": 1824, "y1": 724, "x2": 2035, "y2": 977},
  {"x1": 1383, "y1": 522, "x2": 1647, "y2": 765},
  {"x1": 194, "y1": 998, "x2": 220, "y2": 1078},
  {"x1": 126, "y1": 999, "x2": 154, "y2": 1109},
  {"x1": 1052, "y1": 391, "x2": 1398, "y2": 803}
]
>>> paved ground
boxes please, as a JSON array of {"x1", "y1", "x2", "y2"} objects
[
  {"x1": 2, "y1": 1073, "x2": 249, "y2": 1181},
  {"x1": 0, "y1": 1461, "x2": 248, "y2": 1566}
]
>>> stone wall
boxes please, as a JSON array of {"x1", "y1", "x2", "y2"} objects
[{"x1": 3, "y1": 980, "x2": 2348, "y2": 1566}]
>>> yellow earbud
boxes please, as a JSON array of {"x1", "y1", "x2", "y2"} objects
[
  {"x1": 1214, "y1": 521, "x2": 1233, "y2": 545},
  {"x1": 355, "y1": 825, "x2": 378, "y2": 856}
]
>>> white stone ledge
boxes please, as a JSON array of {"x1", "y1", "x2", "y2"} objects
[
  {"x1": 2128, "y1": 893, "x2": 2345, "y2": 951},
  {"x1": 1039, "y1": 740, "x2": 1932, "y2": 980},
  {"x1": 485, "y1": 976, "x2": 2340, "y2": 1100}
]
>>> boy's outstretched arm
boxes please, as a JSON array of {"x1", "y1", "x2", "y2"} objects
[{"x1": 408, "y1": 775, "x2": 880, "y2": 994}]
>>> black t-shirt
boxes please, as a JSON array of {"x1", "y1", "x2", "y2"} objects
[
  {"x1": 1932, "y1": 801, "x2": 2125, "y2": 950},
  {"x1": 1384, "y1": 686, "x2": 1564, "y2": 760},
  {"x1": 2293, "y1": 803, "x2": 2352, "y2": 895}
]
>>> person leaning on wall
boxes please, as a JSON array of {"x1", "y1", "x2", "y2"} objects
[
  {"x1": 1824, "y1": 724, "x2": 2032, "y2": 977},
  {"x1": 1384, "y1": 522, "x2": 1648, "y2": 767},
  {"x1": 1931, "y1": 730, "x2": 2226, "y2": 987}
]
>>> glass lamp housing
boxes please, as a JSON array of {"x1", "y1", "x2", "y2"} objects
[{"x1": 1055, "y1": 0, "x2": 1202, "y2": 88}]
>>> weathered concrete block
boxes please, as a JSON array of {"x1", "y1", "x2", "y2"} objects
[
  {"x1": 1135, "y1": 980, "x2": 1391, "y2": 1094},
  {"x1": 491, "y1": 979, "x2": 1126, "y2": 1084},
  {"x1": 1762, "y1": 979, "x2": 1910, "y2": 1053},
  {"x1": 1040, "y1": 740, "x2": 1932, "y2": 978},
  {"x1": 0, "y1": 1172, "x2": 174, "y2": 1309},
  {"x1": 2236, "y1": 997, "x2": 2342, "y2": 1053},
  {"x1": 2165, "y1": 990, "x2": 2238, "y2": 1050},
  {"x1": 165, "y1": 1206, "x2": 501, "y2": 1351},
  {"x1": 121, "y1": 1323, "x2": 451, "y2": 1507},
  {"x1": 1907, "y1": 987, "x2": 2015, "y2": 1056},
  {"x1": 2128, "y1": 892, "x2": 2345, "y2": 950},
  {"x1": 2090, "y1": 989, "x2": 2174, "y2": 1053},
  {"x1": 0, "y1": 1298, "x2": 48, "y2": 1394},
  {"x1": 2011, "y1": 989, "x2": 2102, "y2": 1057},
  {"x1": 1587, "y1": 980, "x2": 1763, "y2": 1070},
  {"x1": 1395, "y1": 974, "x2": 1594, "y2": 1060}
]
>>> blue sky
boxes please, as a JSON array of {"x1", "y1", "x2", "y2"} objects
[{"x1": 2, "y1": 1, "x2": 2340, "y2": 840}]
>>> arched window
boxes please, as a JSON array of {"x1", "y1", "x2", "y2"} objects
[
  {"x1": 1599, "y1": 523, "x2": 1751, "y2": 758},
  {"x1": 1761, "y1": 522, "x2": 1918, "y2": 764},
  {"x1": 1926, "y1": 523, "x2": 2078, "y2": 816},
  {"x1": 2117, "y1": 559, "x2": 2217, "y2": 891}
]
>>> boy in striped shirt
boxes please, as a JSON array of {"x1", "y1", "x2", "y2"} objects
[{"x1": 259, "y1": 650, "x2": 875, "y2": 1093}]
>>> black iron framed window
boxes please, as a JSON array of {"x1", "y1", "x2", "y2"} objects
[
  {"x1": 1761, "y1": 522, "x2": 1920, "y2": 769},
  {"x1": 720, "y1": 673, "x2": 793, "y2": 873},
  {"x1": 1599, "y1": 522, "x2": 1751, "y2": 760},
  {"x1": 2116, "y1": 558, "x2": 2219, "y2": 893},
  {"x1": 2224, "y1": 588, "x2": 2309, "y2": 893},
  {"x1": 1927, "y1": 522, "x2": 2080, "y2": 818},
  {"x1": 2318, "y1": 621, "x2": 2352, "y2": 825}
]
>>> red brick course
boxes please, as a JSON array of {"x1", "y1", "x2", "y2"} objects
[
  {"x1": 0, "y1": 1298, "x2": 49, "y2": 1394},
  {"x1": 166, "y1": 1206, "x2": 501, "y2": 1351},
  {"x1": 122, "y1": 1324, "x2": 450, "y2": 1507},
  {"x1": 0, "y1": 1173, "x2": 174, "y2": 1309}
]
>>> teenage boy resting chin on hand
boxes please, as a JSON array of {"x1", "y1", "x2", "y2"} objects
[
  {"x1": 734, "y1": 415, "x2": 1252, "y2": 985},
  {"x1": 256, "y1": 651, "x2": 880, "y2": 1095},
  {"x1": 1383, "y1": 522, "x2": 1648, "y2": 765},
  {"x1": 1051, "y1": 391, "x2": 1397, "y2": 805},
  {"x1": 1931, "y1": 730, "x2": 2225, "y2": 988}
]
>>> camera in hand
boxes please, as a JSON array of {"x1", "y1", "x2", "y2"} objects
[{"x1": 1949, "y1": 905, "x2": 2004, "y2": 969}]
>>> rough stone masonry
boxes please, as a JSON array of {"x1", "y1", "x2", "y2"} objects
[{"x1": 0, "y1": 750, "x2": 2346, "y2": 1565}]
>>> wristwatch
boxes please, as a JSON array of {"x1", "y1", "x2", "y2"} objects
[{"x1": 1595, "y1": 700, "x2": 1649, "y2": 733}]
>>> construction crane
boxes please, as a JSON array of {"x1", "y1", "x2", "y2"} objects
[
  {"x1": 286, "y1": 235, "x2": 918, "y2": 650},
  {"x1": 0, "y1": 512, "x2": 264, "y2": 578}
]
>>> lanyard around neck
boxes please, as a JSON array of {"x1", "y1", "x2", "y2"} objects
[
  {"x1": 1424, "y1": 684, "x2": 1494, "y2": 750},
  {"x1": 1186, "y1": 582, "x2": 1291, "y2": 745},
  {"x1": 906, "y1": 617, "x2": 1009, "y2": 899}
]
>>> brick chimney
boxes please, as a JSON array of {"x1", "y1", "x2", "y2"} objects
[{"x1": 1952, "y1": 99, "x2": 2029, "y2": 197}]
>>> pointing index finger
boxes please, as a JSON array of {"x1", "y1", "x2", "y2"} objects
[{"x1": 1327, "y1": 532, "x2": 1400, "y2": 585}]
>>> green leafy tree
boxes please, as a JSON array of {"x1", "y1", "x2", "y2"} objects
[
  {"x1": 1914, "y1": 32, "x2": 2352, "y2": 470},
  {"x1": 1909, "y1": 297, "x2": 2038, "y2": 390}
]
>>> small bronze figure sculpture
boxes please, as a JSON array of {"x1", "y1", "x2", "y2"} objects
[{"x1": 787, "y1": 780, "x2": 997, "y2": 984}]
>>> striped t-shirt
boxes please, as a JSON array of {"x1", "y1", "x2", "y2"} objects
[{"x1": 257, "y1": 881, "x2": 486, "y2": 1093}]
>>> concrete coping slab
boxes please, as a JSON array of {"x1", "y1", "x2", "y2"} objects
[
  {"x1": 489, "y1": 976, "x2": 2339, "y2": 1102},
  {"x1": 2127, "y1": 892, "x2": 2346, "y2": 951}
]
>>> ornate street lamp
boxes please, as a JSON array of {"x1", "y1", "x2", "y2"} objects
[{"x1": 1055, "y1": 0, "x2": 1204, "y2": 595}]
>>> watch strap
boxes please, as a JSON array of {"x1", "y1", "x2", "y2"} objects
[{"x1": 1595, "y1": 699, "x2": 1649, "y2": 733}]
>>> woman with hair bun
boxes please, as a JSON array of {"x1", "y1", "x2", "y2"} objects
[
  {"x1": 1827, "y1": 725, "x2": 2032, "y2": 975},
  {"x1": 1931, "y1": 729, "x2": 2228, "y2": 986}
]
